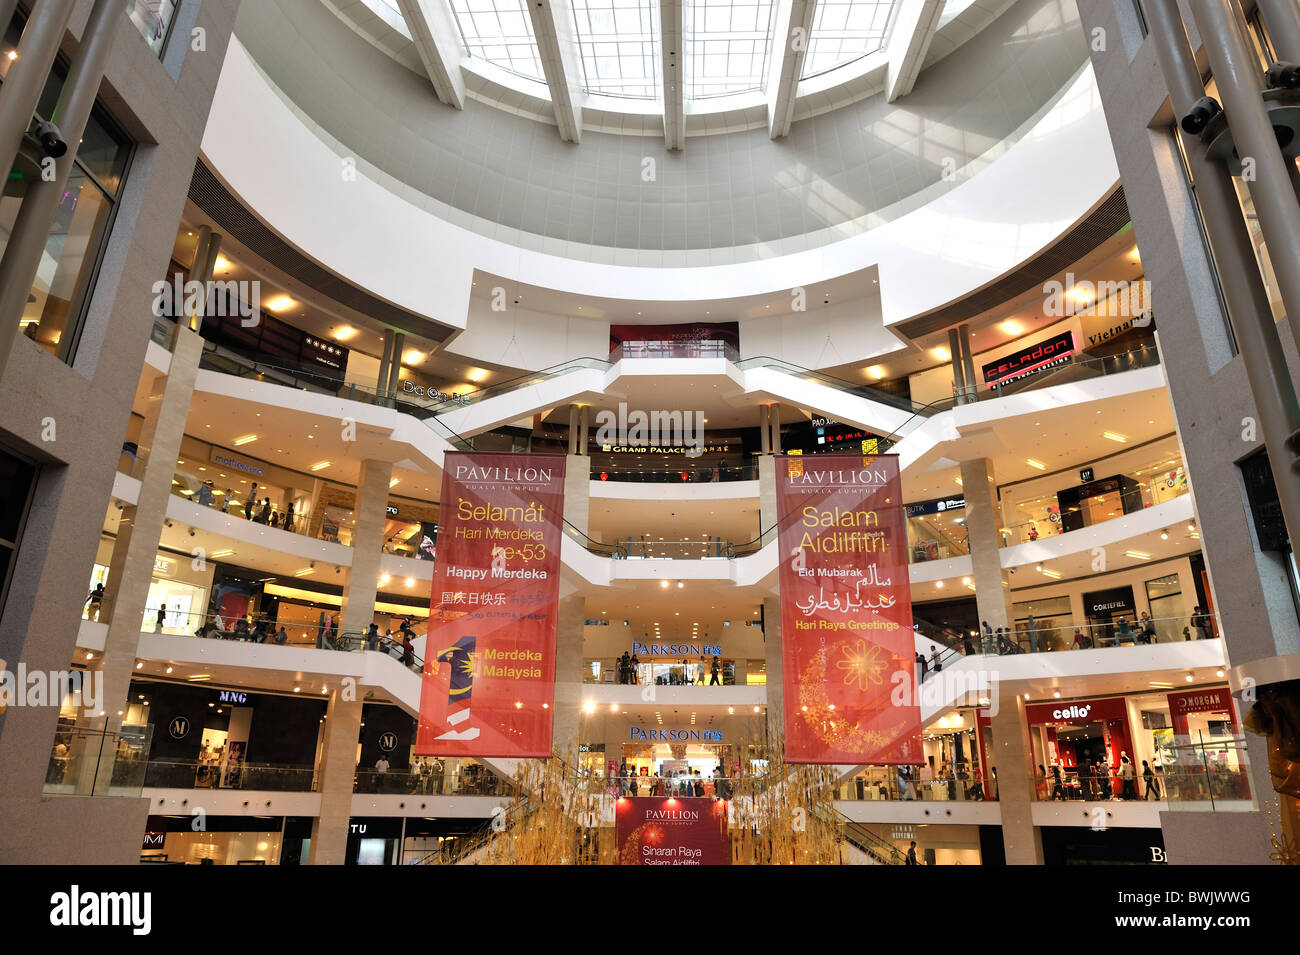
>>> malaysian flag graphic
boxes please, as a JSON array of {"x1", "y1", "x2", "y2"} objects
[{"x1": 434, "y1": 634, "x2": 480, "y2": 741}]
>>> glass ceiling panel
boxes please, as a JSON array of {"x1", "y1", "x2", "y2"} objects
[
  {"x1": 571, "y1": 0, "x2": 662, "y2": 99},
  {"x1": 449, "y1": 0, "x2": 548, "y2": 84},
  {"x1": 800, "y1": 0, "x2": 895, "y2": 79},
  {"x1": 685, "y1": 0, "x2": 776, "y2": 99}
]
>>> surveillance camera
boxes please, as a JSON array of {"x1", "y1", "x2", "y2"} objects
[
  {"x1": 165, "y1": 520, "x2": 173, "y2": 528},
  {"x1": 188, "y1": 529, "x2": 196, "y2": 537},
  {"x1": 1180, "y1": 96, "x2": 1222, "y2": 135},
  {"x1": 1266, "y1": 61, "x2": 1300, "y2": 89},
  {"x1": 33, "y1": 120, "x2": 67, "y2": 158},
  {"x1": 115, "y1": 502, "x2": 124, "y2": 511}
]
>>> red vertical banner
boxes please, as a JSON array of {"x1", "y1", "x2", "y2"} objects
[
  {"x1": 615, "y1": 797, "x2": 730, "y2": 865},
  {"x1": 415, "y1": 452, "x2": 566, "y2": 758},
  {"x1": 775, "y1": 454, "x2": 921, "y2": 764}
]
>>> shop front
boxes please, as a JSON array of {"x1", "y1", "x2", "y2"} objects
[
  {"x1": 1159, "y1": 687, "x2": 1250, "y2": 803},
  {"x1": 141, "y1": 550, "x2": 212, "y2": 635},
  {"x1": 1027, "y1": 696, "x2": 1137, "y2": 800},
  {"x1": 1083, "y1": 585, "x2": 1138, "y2": 646},
  {"x1": 140, "y1": 815, "x2": 305, "y2": 865},
  {"x1": 904, "y1": 497, "x2": 968, "y2": 562},
  {"x1": 1058, "y1": 474, "x2": 1144, "y2": 533}
]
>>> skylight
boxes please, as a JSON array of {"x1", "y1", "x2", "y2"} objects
[
  {"x1": 449, "y1": 0, "x2": 547, "y2": 84},
  {"x1": 571, "y1": 0, "x2": 662, "y2": 99},
  {"x1": 800, "y1": 0, "x2": 895, "y2": 79},
  {"x1": 686, "y1": 0, "x2": 776, "y2": 99}
]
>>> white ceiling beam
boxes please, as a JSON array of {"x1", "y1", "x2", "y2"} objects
[
  {"x1": 528, "y1": 0, "x2": 586, "y2": 143},
  {"x1": 395, "y1": 0, "x2": 468, "y2": 109},
  {"x1": 660, "y1": 0, "x2": 684, "y2": 150},
  {"x1": 766, "y1": 0, "x2": 818, "y2": 140},
  {"x1": 884, "y1": 0, "x2": 944, "y2": 103}
]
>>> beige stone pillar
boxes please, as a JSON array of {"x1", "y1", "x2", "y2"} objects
[
  {"x1": 553, "y1": 593, "x2": 586, "y2": 765},
  {"x1": 308, "y1": 689, "x2": 363, "y2": 864},
  {"x1": 960, "y1": 458, "x2": 1013, "y2": 637},
  {"x1": 92, "y1": 326, "x2": 204, "y2": 769},
  {"x1": 758, "y1": 455, "x2": 783, "y2": 744},
  {"x1": 988, "y1": 690, "x2": 1044, "y2": 864},
  {"x1": 339, "y1": 459, "x2": 394, "y2": 639}
]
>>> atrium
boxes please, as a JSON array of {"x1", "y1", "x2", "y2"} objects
[{"x1": 0, "y1": 0, "x2": 1298, "y2": 886}]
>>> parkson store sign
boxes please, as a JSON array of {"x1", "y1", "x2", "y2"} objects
[{"x1": 632, "y1": 642, "x2": 722, "y2": 656}]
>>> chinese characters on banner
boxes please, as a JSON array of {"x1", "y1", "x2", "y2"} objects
[
  {"x1": 615, "y1": 797, "x2": 730, "y2": 865},
  {"x1": 775, "y1": 455, "x2": 921, "y2": 764},
  {"x1": 414, "y1": 453, "x2": 566, "y2": 758}
]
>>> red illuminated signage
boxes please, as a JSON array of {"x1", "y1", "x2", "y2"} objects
[{"x1": 982, "y1": 331, "x2": 1076, "y2": 386}]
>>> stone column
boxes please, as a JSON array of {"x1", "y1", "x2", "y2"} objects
[
  {"x1": 308, "y1": 688, "x2": 363, "y2": 864},
  {"x1": 770, "y1": 404, "x2": 782, "y2": 453},
  {"x1": 93, "y1": 326, "x2": 204, "y2": 757},
  {"x1": 958, "y1": 324, "x2": 978, "y2": 403},
  {"x1": 385, "y1": 332, "x2": 405, "y2": 402},
  {"x1": 759, "y1": 405, "x2": 771, "y2": 455},
  {"x1": 374, "y1": 334, "x2": 394, "y2": 404},
  {"x1": 339, "y1": 459, "x2": 394, "y2": 638},
  {"x1": 960, "y1": 458, "x2": 1013, "y2": 636},
  {"x1": 564, "y1": 454, "x2": 590, "y2": 541},
  {"x1": 947, "y1": 328, "x2": 966, "y2": 405},
  {"x1": 758, "y1": 455, "x2": 783, "y2": 743},
  {"x1": 988, "y1": 690, "x2": 1044, "y2": 864},
  {"x1": 553, "y1": 593, "x2": 586, "y2": 764}
]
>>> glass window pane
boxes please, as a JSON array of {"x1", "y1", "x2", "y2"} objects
[
  {"x1": 801, "y1": 0, "x2": 896, "y2": 80},
  {"x1": 126, "y1": 0, "x2": 179, "y2": 58},
  {"x1": 1, "y1": 166, "x2": 114, "y2": 360}
]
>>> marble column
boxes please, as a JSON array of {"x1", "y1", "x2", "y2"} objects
[
  {"x1": 988, "y1": 690, "x2": 1044, "y2": 864},
  {"x1": 92, "y1": 326, "x2": 203, "y2": 776},
  {"x1": 339, "y1": 459, "x2": 394, "y2": 638},
  {"x1": 308, "y1": 689, "x2": 363, "y2": 864},
  {"x1": 553, "y1": 593, "x2": 587, "y2": 765},
  {"x1": 758, "y1": 455, "x2": 783, "y2": 745},
  {"x1": 960, "y1": 457, "x2": 1013, "y2": 636}
]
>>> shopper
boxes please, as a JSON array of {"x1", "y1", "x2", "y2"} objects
[
  {"x1": 1027, "y1": 613, "x2": 1039, "y2": 653},
  {"x1": 274, "y1": 625, "x2": 288, "y2": 645},
  {"x1": 929, "y1": 644, "x2": 942, "y2": 673},
  {"x1": 709, "y1": 655, "x2": 721, "y2": 685},
  {"x1": 197, "y1": 481, "x2": 215, "y2": 507},
  {"x1": 256, "y1": 498, "x2": 272, "y2": 524},
  {"x1": 244, "y1": 483, "x2": 258, "y2": 520},
  {"x1": 1050, "y1": 762, "x2": 1065, "y2": 801},
  {"x1": 629, "y1": 653, "x2": 640, "y2": 684},
  {"x1": 1192, "y1": 607, "x2": 1212, "y2": 640},
  {"x1": 401, "y1": 635, "x2": 415, "y2": 669},
  {"x1": 962, "y1": 632, "x2": 974, "y2": 655},
  {"x1": 154, "y1": 604, "x2": 167, "y2": 633},
  {"x1": 283, "y1": 501, "x2": 295, "y2": 533},
  {"x1": 1072, "y1": 628, "x2": 1087, "y2": 650},
  {"x1": 1119, "y1": 756, "x2": 1137, "y2": 799},
  {"x1": 916, "y1": 650, "x2": 928, "y2": 683},
  {"x1": 1116, "y1": 617, "x2": 1133, "y2": 645},
  {"x1": 220, "y1": 489, "x2": 232, "y2": 513},
  {"x1": 365, "y1": 623, "x2": 381, "y2": 651},
  {"x1": 906, "y1": 841, "x2": 919, "y2": 865},
  {"x1": 375, "y1": 755, "x2": 390, "y2": 774},
  {"x1": 1139, "y1": 611, "x2": 1157, "y2": 644},
  {"x1": 981, "y1": 620, "x2": 994, "y2": 655},
  {"x1": 1142, "y1": 760, "x2": 1161, "y2": 800},
  {"x1": 86, "y1": 582, "x2": 105, "y2": 621}
]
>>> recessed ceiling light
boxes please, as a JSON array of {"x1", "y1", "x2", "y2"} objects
[
  {"x1": 1102, "y1": 431, "x2": 1128, "y2": 443},
  {"x1": 264, "y1": 294, "x2": 296, "y2": 312},
  {"x1": 310, "y1": 461, "x2": 330, "y2": 471},
  {"x1": 233, "y1": 434, "x2": 258, "y2": 446},
  {"x1": 1026, "y1": 459, "x2": 1046, "y2": 470}
]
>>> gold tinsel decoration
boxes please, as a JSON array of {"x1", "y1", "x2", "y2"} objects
[{"x1": 468, "y1": 731, "x2": 848, "y2": 865}]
